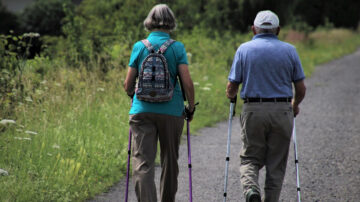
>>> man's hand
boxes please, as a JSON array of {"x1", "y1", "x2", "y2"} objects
[
  {"x1": 292, "y1": 102, "x2": 300, "y2": 117},
  {"x1": 293, "y1": 80, "x2": 306, "y2": 117}
]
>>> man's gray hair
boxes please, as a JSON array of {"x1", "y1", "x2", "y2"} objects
[
  {"x1": 254, "y1": 25, "x2": 278, "y2": 34},
  {"x1": 144, "y1": 4, "x2": 176, "y2": 31}
]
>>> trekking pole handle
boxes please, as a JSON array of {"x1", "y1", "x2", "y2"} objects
[
  {"x1": 184, "y1": 102, "x2": 199, "y2": 121},
  {"x1": 230, "y1": 96, "x2": 237, "y2": 116},
  {"x1": 230, "y1": 95, "x2": 237, "y2": 103}
]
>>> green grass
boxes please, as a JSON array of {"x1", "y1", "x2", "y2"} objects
[
  {"x1": 0, "y1": 67, "x2": 131, "y2": 201},
  {"x1": 0, "y1": 28, "x2": 359, "y2": 201},
  {"x1": 298, "y1": 29, "x2": 360, "y2": 77}
]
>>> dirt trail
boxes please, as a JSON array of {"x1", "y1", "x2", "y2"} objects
[{"x1": 89, "y1": 48, "x2": 360, "y2": 201}]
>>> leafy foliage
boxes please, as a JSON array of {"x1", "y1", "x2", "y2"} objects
[
  {"x1": 295, "y1": 0, "x2": 360, "y2": 29},
  {"x1": 0, "y1": 1, "x2": 20, "y2": 34},
  {"x1": 0, "y1": 33, "x2": 27, "y2": 117},
  {"x1": 19, "y1": 0, "x2": 72, "y2": 36}
]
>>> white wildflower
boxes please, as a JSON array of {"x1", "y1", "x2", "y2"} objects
[
  {"x1": 23, "y1": 32, "x2": 40, "y2": 38},
  {"x1": 25, "y1": 97, "x2": 33, "y2": 102},
  {"x1": 201, "y1": 87, "x2": 211, "y2": 91},
  {"x1": 16, "y1": 129, "x2": 23, "y2": 132},
  {"x1": 55, "y1": 83, "x2": 61, "y2": 87},
  {"x1": 0, "y1": 169, "x2": 9, "y2": 176},
  {"x1": 14, "y1": 137, "x2": 31, "y2": 141},
  {"x1": 0, "y1": 119, "x2": 16, "y2": 125},
  {"x1": 97, "y1": 87, "x2": 105, "y2": 92},
  {"x1": 52, "y1": 144, "x2": 60, "y2": 149},
  {"x1": 35, "y1": 89, "x2": 44, "y2": 95},
  {"x1": 205, "y1": 83, "x2": 213, "y2": 86},
  {"x1": 193, "y1": 82, "x2": 200, "y2": 86},
  {"x1": 25, "y1": 130, "x2": 38, "y2": 135},
  {"x1": 47, "y1": 153, "x2": 53, "y2": 156},
  {"x1": 203, "y1": 76, "x2": 208, "y2": 81},
  {"x1": 40, "y1": 80, "x2": 47, "y2": 85}
]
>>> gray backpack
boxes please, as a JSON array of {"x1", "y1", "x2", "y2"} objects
[{"x1": 136, "y1": 39, "x2": 176, "y2": 102}]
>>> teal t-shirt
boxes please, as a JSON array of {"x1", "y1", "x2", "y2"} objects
[{"x1": 128, "y1": 31, "x2": 188, "y2": 117}]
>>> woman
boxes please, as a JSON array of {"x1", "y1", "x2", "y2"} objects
[{"x1": 124, "y1": 4, "x2": 196, "y2": 202}]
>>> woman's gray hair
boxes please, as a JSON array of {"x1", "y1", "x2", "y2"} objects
[{"x1": 144, "y1": 4, "x2": 176, "y2": 31}]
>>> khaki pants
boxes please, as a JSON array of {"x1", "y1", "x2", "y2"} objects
[
  {"x1": 129, "y1": 113, "x2": 184, "y2": 202},
  {"x1": 239, "y1": 102, "x2": 293, "y2": 202}
]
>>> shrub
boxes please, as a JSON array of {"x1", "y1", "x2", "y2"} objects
[{"x1": 19, "y1": 0, "x2": 72, "y2": 36}]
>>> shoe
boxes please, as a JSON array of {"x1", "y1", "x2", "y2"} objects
[{"x1": 246, "y1": 188, "x2": 261, "y2": 202}]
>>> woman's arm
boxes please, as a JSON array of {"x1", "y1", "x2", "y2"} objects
[
  {"x1": 123, "y1": 67, "x2": 138, "y2": 98},
  {"x1": 178, "y1": 64, "x2": 195, "y2": 110}
]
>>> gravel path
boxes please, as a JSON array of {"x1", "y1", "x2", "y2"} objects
[{"x1": 89, "y1": 48, "x2": 360, "y2": 202}]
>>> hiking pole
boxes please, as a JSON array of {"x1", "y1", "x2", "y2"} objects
[
  {"x1": 292, "y1": 118, "x2": 301, "y2": 202},
  {"x1": 125, "y1": 128, "x2": 132, "y2": 202},
  {"x1": 125, "y1": 97, "x2": 134, "y2": 202},
  {"x1": 223, "y1": 96, "x2": 237, "y2": 202},
  {"x1": 186, "y1": 118, "x2": 193, "y2": 202},
  {"x1": 185, "y1": 102, "x2": 198, "y2": 202}
]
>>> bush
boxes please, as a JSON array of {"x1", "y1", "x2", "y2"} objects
[
  {"x1": 19, "y1": 0, "x2": 72, "y2": 36},
  {"x1": 0, "y1": 33, "x2": 27, "y2": 117},
  {"x1": 0, "y1": 2, "x2": 20, "y2": 34},
  {"x1": 0, "y1": 32, "x2": 49, "y2": 118}
]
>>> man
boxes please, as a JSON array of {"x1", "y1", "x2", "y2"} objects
[{"x1": 226, "y1": 10, "x2": 306, "y2": 202}]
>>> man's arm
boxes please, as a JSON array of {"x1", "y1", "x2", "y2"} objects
[
  {"x1": 226, "y1": 81, "x2": 239, "y2": 99},
  {"x1": 123, "y1": 67, "x2": 137, "y2": 98},
  {"x1": 292, "y1": 80, "x2": 306, "y2": 117}
]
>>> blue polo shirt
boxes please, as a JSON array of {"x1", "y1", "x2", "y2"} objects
[
  {"x1": 228, "y1": 34, "x2": 305, "y2": 99},
  {"x1": 128, "y1": 31, "x2": 188, "y2": 116}
]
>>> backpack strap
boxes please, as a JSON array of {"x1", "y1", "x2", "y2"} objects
[
  {"x1": 141, "y1": 39, "x2": 155, "y2": 53},
  {"x1": 159, "y1": 39, "x2": 176, "y2": 54},
  {"x1": 158, "y1": 39, "x2": 185, "y2": 100}
]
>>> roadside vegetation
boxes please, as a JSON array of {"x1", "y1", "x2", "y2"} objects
[{"x1": 1, "y1": 0, "x2": 360, "y2": 201}]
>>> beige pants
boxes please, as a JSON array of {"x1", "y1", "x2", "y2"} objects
[
  {"x1": 239, "y1": 102, "x2": 294, "y2": 202},
  {"x1": 129, "y1": 113, "x2": 184, "y2": 202}
]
